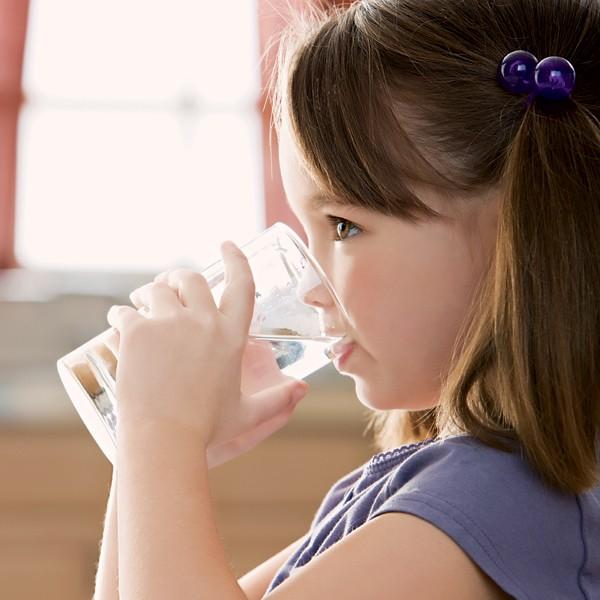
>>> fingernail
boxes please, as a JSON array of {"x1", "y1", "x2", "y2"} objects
[
  {"x1": 292, "y1": 385, "x2": 308, "y2": 404},
  {"x1": 222, "y1": 240, "x2": 236, "y2": 251}
]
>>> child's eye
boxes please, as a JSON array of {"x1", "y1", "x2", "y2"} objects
[{"x1": 325, "y1": 215, "x2": 362, "y2": 242}]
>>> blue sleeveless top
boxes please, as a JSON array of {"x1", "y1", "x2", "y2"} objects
[{"x1": 265, "y1": 434, "x2": 600, "y2": 599}]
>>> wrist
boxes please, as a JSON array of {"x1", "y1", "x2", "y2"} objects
[{"x1": 117, "y1": 418, "x2": 209, "y2": 466}]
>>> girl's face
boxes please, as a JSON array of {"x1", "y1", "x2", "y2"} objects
[{"x1": 278, "y1": 122, "x2": 500, "y2": 411}]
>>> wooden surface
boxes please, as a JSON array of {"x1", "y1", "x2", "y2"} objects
[{"x1": 0, "y1": 410, "x2": 374, "y2": 599}]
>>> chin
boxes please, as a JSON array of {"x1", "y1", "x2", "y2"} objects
[
  {"x1": 352, "y1": 379, "x2": 403, "y2": 411},
  {"x1": 353, "y1": 378, "x2": 439, "y2": 412}
]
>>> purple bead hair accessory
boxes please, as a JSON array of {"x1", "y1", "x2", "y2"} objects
[
  {"x1": 497, "y1": 50, "x2": 576, "y2": 105},
  {"x1": 498, "y1": 50, "x2": 538, "y2": 94},
  {"x1": 535, "y1": 56, "x2": 577, "y2": 100}
]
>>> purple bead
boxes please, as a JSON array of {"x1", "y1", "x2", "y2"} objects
[
  {"x1": 534, "y1": 56, "x2": 576, "y2": 100},
  {"x1": 497, "y1": 50, "x2": 538, "y2": 94}
]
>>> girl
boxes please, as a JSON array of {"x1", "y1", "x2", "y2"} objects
[{"x1": 93, "y1": 0, "x2": 600, "y2": 598}]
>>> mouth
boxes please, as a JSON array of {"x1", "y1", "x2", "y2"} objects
[
  {"x1": 329, "y1": 334, "x2": 355, "y2": 368},
  {"x1": 330, "y1": 336, "x2": 354, "y2": 355},
  {"x1": 326, "y1": 332, "x2": 354, "y2": 355},
  {"x1": 333, "y1": 343, "x2": 355, "y2": 369}
]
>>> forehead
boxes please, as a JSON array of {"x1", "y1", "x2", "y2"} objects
[
  {"x1": 278, "y1": 123, "x2": 445, "y2": 225},
  {"x1": 278, "y1": 122, "x2": 315, "y2": 198},
  {"x1": 278, "y1": 122, "x2": 354, "y2": 214}
]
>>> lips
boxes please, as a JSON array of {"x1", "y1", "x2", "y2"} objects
[
  {"x1": 333, "y1": 343, "x2": 355, "y2": 369},
  {"x1": 330, "y1": 336, "x2": 354, "y2": 358}
]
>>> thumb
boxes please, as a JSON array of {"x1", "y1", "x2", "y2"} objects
[
  {"x1": 286, "y1": 380, "x2": 310, "y2": 405},
  {"x1": 242, "y1": 379, "x2": 310, "y2": 425}
]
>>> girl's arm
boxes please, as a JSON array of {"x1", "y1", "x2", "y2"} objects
[
  {"x1": 238, "y1": 533, "x2": 308, "y2": 600},
  {"x1": 116, "y1": 426, "x2": 247, "y2": 599},
  {"x1": 92, "y1": 470, "x2": 307, "y2": 600},
  {"x1": 93, "y1": 469, "x2": 119, "y2": 600}
]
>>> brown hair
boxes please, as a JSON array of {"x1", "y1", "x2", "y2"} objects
[{"x1": 267, "y1": 0, "x2": 600, "y2": 494}]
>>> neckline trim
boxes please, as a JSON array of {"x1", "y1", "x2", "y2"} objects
[{"x1": 364, "y1": 437, "x2": 438, "y2": 474}]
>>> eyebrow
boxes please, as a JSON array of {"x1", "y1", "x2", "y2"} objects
[
  {"x1": 287, "y1": 193, "x2": 350, "y2": 213},
  {"x1": 310, "y1": 194, "x2": 347, "y2": 210}
]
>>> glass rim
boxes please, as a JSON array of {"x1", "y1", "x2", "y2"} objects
[{"x1": 268, "y1": 221, "x2": 351, "y2": 334}]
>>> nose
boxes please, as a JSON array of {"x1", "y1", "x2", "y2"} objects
[
  {"x1": 296, "y1": 265, "x2": 346, "y2": 337},
  {"x1": 298, "y1": 266, "x2": 330, "y2": 308}
]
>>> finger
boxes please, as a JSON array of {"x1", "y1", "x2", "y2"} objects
[
  {"x1": 239, "y1": 378, "x2": 309, "y2": 428},
  {"x1": 104, "y1": 327, "x2": 120, "y2": 358},
  {"x1": 218, "y1": 240, "x2": 256, "y2": 330},
  {"x1": 136, "y1": 269, "x2": 217, "y2": 314},
  {"x1": 129, "y1": 288, "x2": 145, "y2": 309},
  {"x1": 240, "y1": 339, "x2": 286, "y2": 394},
  {"x1": 129, "y1": 281, "x2": 181, "y2": 318},
  {"x1": 236, "y1": 404, "x2": 297, "y2": 448},
  {"x1": 107, "y1": 305, "x2": 144, "y2": 332},
  {"x1": 129, "y1": 283, "x2": 152, "y2": 308},
  {"x1": 128, "y1": 270, "x2": 170, "y2": 306},
  {"x1": 206, "y1": 407, "x2": 295, "y2": 468},
  {"x1": 166, "y1": 268, "x2": 218, "y2": 313}
]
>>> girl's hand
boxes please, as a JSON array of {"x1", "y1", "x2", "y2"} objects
[
  {"x1": 104, "y1": 330, "x2": 308, "y2": 469},
  {"x1": 106, "y1": 241, "x2": 309, "y2": 454}
]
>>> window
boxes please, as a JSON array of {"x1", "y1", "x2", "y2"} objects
[{"x1": 16, "y1": 0, "x2": 264, "y2": 272}]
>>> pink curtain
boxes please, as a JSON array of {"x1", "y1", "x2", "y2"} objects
[
  {"x1": 256, "y1": 0, "x2": 306, "y2": 242},
  {"x1": 0, "y1": 0, "x2": 29, "y2": 269}
]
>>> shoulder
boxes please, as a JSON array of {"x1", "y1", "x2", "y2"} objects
[
  {"x1": 376, "y1": 434, "x2": 578, "y2": 520},
  {"x1": 265, "y1": 506, "x2": 510, "y2": 599},
  {"x1": 368, "y1": 435, "x2": 583, "y2": 598},
  {"x1": 267, "y1": 435, "x2": 589, "y2": 598}
]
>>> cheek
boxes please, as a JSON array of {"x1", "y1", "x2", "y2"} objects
[{"x1": 344, "y1": 240, "x2": 483, "y2": 372}]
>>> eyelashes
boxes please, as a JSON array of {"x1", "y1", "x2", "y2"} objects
[{"x1": 325, "y1": 215, "x2": 362, "y2": 242}]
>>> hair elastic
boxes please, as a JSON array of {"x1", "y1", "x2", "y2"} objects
[{"x1": 497, "y1": 50, "x2": 576, "y2": 106}]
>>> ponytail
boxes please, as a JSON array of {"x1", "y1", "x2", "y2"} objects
[{"x1": 439, "y1": 100, "x2": 600, "y2": 493}]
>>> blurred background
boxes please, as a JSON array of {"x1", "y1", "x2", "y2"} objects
[{"x1": 0, "y1": 0, "x2": 376, "y2": 597}]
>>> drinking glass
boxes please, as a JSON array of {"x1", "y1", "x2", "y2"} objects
[{"x1": 56, "y1": 221, "x2": 350, "y2": 463}]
